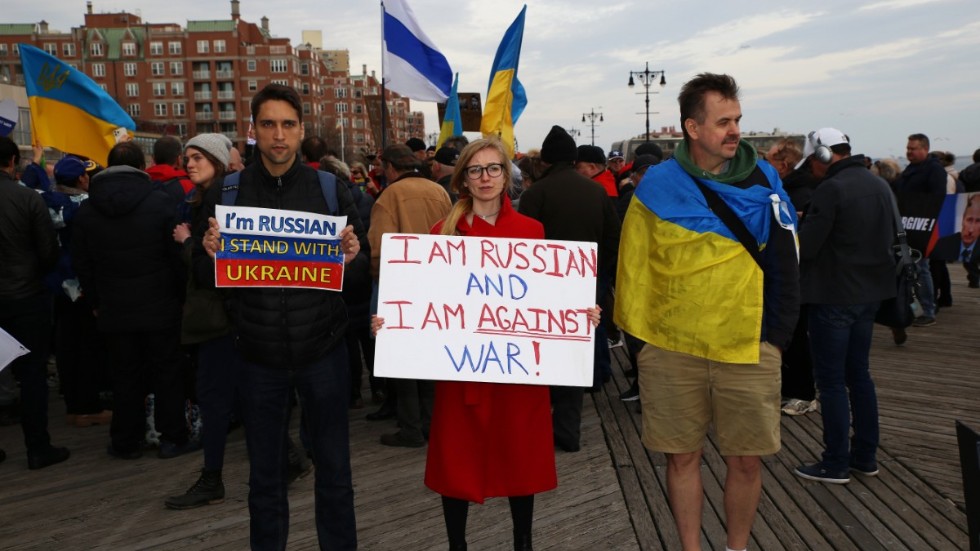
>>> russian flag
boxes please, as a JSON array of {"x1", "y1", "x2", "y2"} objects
[
  {"x1": 383, "y1": 0, "x2": 453, "y2": 102},
  {"x1": 19, "y1": 44, "x2": 134, "y2": 165}
]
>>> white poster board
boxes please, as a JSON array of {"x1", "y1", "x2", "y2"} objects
[
  {"x1": 0, "y1": 327, "x2": 29, "y2": 373},
  {"x1": 374, "y1": 234, "x2": 597, "y2": 386}
]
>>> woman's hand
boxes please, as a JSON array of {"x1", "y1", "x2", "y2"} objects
[
  {"x1": 173, "y1": 222, "x2": 191, "y2": 245},
  {"x1": 339, "y1": 225, "x2": 360, "y2": 264},
  {"x1": 203, "y1": 217, "x2": 222, "y2": 259},
  {"x1": 586, "y1": 305, "x2": 602, "y2": 327},
  {"x1": 371, "y1": 315, "x2": 385, "y2": 337}
]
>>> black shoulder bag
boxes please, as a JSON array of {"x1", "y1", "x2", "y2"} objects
[
  {"x1": 689, "y1": 175, "x2": 764, "y2": 269},
  {"x1": 874, "y1": 193, "x2": 922, "y2": 328}
]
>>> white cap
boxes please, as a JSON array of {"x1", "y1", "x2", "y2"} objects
[{"x1": 797, "y1": 127, "x2": 850, "y2": 169}]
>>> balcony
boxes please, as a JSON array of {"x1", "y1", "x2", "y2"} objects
[
  {"x1": 215, "y1": 69, "x2": 234, "y2": 80},
  {"x1": 217, "y1": 90, "x2": 235, "y2": 100},
  {"x1": 193, "y1": 91, "x2": 211, "y2": 100},
  {"x1": 218, "y1": 111, "x2": 237, "y2": 121},
  {"x1": 192, "y1": 70, "x2": 210, "y2": 80},
  {"x1": 196, "y1": 111, "x2": 214, "y2": 121}
]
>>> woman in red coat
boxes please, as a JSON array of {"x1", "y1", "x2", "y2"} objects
[{"x1": 375, "y1": 138, "x2": 599, "y2": 551}]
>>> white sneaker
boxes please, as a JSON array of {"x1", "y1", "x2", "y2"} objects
[{"x1": 781, "y1": 399, "x2": 817, "y2": 416}]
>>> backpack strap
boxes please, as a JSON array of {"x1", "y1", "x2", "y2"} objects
[
  {"x1": 316, "y1": 170, "x2": 339, "y2": 215},
  {"x1": 221, "y1": 171, "x2": 241, "y2": 206}
]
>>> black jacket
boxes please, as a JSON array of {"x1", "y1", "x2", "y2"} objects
[
  {"x1": 195, "y1": 157, "x2": 368, "y2": 368},
  {"x1": 517, "y1": 163, "x2": 622, "y2": 281},
  {"x1": 782, "y1": 166, "x2": 820, "y2": 216},
  {"x1": 71, "y1": 166, "x2": 185, "y2": 331},
  {"x1": 799, "y1": 155, "x2": 897, "y2": 305},
  {"x1": 0, "y1": 171, "x2": 59, "y2": 300},
  {"x1": 896, "y1": 156, "x2": 946, "y2": 196}
]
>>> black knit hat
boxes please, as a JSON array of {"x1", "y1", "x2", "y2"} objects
[
  {"x1": 634, "y1": 142, "x2": 664, "y2": 162},
  {"x1": 405, "y1": 137, "x2": 427, "y2": 152},
  {"x1": 540, "y1": 125, "x2": 577, "y2": 164},
  {"x1": 576, "y1": 145, "x2": 606, "y2": 165}
]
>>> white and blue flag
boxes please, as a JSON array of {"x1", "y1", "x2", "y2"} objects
[{"x1": 382, "y1": 0, "x2": 453, "y2": 102}]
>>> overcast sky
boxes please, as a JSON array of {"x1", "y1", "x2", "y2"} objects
[{"x1": 9, "y1": 0, "x2": 980, "y2": 159}]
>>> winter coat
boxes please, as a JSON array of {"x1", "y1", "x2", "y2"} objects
[{"x1": 0, "y1": 171, "x2": 58, "y2": 300}]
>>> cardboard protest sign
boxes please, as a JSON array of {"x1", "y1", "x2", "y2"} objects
[
  {"x1": 375, "y1": 234, "x2": 597, "y2": 387},
  {"x1": 214, "y1": 205, "x2": 347, "y2": 291}
]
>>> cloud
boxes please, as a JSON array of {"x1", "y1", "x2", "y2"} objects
[{"x1": 857, "y1": 0, "x2": 951, "y2": 12}]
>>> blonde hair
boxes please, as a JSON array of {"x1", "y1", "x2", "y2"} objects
[{"x1": 439, "y1": 138, "x2": 512, "y2": 235}]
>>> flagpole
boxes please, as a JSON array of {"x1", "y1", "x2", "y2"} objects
[{"x1": 379, "y1": 0, "x2": 388, "y2": 149}]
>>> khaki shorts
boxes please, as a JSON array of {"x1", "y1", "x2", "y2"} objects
[{"x1": 638, "y1": 342, "x2": 781, "y2": 456}]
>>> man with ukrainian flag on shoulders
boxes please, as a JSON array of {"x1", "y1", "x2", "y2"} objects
[{"x1": 614, "y1": 73, "x2": 799, "y2": 551}]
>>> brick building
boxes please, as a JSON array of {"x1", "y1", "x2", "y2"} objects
[{"x1": 0, "y1": 0, "x2": 426, "y2": 160}]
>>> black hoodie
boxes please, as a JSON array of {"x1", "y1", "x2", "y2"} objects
[{"x1": 71, "y1": 165, "x2": 185, "y2": 332}]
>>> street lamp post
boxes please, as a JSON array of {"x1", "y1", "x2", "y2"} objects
[
  {"x1": 582, "y1": 108, "x2": 603, "y2": 146},
  {"x1": 628, "y1": 62, "x2": 666, "y2": 143}
]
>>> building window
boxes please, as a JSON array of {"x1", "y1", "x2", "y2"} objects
[
  {"x1": 127, "y1": 103, "x2": 140, "y2": 117},
  {"x1": 152, "y1": 83, "x2": 166, "y2": 96},
  {"x1": 90, "y1": 42, "x2": 103, "y2": 57},
  {"x1": 247, "y1": 59, "x2": 256, "y2": 72},
  {"x1": 214, "y1": 40, "x2": 226, "y2": 53},
  {"x1": 150, "y1": 42, "x2": 163, "y2": 55},
  {"x1": 302, "y1": 102, "x2": 311, "y2": 115},
  {"x1": 300, "y1": 63, "x2": 309, "y2": 76},
  {"x1": 154, "y1": 103, "x2": 167, "y2": 117},
  {"x1": 170, "y1": 61, "x2": 183, "y2": 75},
  {"x1": 151, "y1": 62, "x2": 164, "y2": 76},
  {"x1": 301, "y1": 83, "x2": 310, "y2": 95},
  {"x1": 270, "y1": 59, "x2": 287, "y2": 73},
  {"x1": 43, "y1": 43, "x2": 57, "y2": 56},
  {"x1": 335, "y1": 88, "x2": 347, "y2": 98},
  {"x1": 62, "y1": 43, "x2": 75, "y2": 57},
  {"x1": 126, "y1": 83, "x2": 139, "y2": 97},
  {"x1": 0, "y1": 44, "x2": 7, "y2": 57},
  {"x1": 122, "y1": 42, "x2": 136, "y2": 56},
  {"x1": 173, "y1": 102, "x2": 186, "y2": 116},
  {"x1": 171, "y1": 82, "x2": 185, "y2": 96},
  {"x1": 169, "y1": 41, "x2": 182, "y2": 55},
  {"x1": 354, "y1": 89, "x2": 362, "y2": 99},
  {"x1": 92, "y1": 63, "x2": 105, "y2": 77},
  {"x1": 354, "y1": 104, "x2": 363, "y2": 114},
  {"x1": 196, "y1": 40, "x2": 209, "y2": 54},
  {"x1": 99, "y1": 83, "x2": 108, "y2": 92},
  {"x1": 248, "y1": 80, "x2": 258, "y2": 92},
  {"x1": 124, "y1": 63, "x2": 137, "y2": 77},
  {"x1": 271, "y1": 79, "x2": 288, "y2": 86},
  {"x1": 336, "y1": 103, "x2": 348, "y2": 113}
]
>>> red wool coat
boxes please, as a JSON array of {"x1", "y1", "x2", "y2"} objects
[{"x1": 424, "y1": 197, "x2": 557, "y2": 503}]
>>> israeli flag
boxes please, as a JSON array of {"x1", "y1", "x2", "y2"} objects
[{"x1": 382, "y1": 0, "x2": 453, "y2": 102}]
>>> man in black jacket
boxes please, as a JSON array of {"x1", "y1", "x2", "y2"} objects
[
  {"x1": 794, "y1": 128, "x2": 896, "y2": 484},
  {"x1": 518, "y1": 125, "x2": 621, "y2": 453},
  {"x1": 199, "y1": 84, "x2": 365, "y2": 550},
  {"x1": 72, "y1": 141, "x2": 192, "y2": 461},
  {"x1": 0, "y1": 136, "x2": 69, "y2": 470}
]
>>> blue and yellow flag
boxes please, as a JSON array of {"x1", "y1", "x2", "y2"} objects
[
  {"x1": 614, "y1": 158, "x2": 793, "y2": 364},
  {"x1": 19, "y1": 44, "x2": 134, "y2": 165},
  {"x1": 437, "y1": 73, "x2": 463, "y2": 148},
  {"x1": 480, "y1": 5, "x2": 527, "y2": 158}
]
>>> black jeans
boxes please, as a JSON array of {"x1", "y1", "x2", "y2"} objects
[
  {"x1": 54, "y1": 294, "x2": 106, "y2": 414},
  {"x1": 0, "y1": 293, "x2": 53, "y2": 452},
  {"x1": 196, "y1": 333, "x2": 240, "y2": 471},
  {"x1": 105, "y1": 327, "x2": 187, "y2": 452}
]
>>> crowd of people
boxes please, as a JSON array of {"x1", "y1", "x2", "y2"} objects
[{"x1": 1, "y1": 76, "x2": 978, "y2": 551}]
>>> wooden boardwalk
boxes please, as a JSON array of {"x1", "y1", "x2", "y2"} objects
[{"x1": 0, "y1": 276, "x2": 977, "y2": 549}]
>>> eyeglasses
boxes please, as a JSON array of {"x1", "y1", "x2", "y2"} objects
[{"x1": 464, "y1": 163, "x2": 504, "y2": 180}]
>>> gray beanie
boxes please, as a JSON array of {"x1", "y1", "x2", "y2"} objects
[{"x1": 184, "y1": 133, "x2": 233, "y2": 169}]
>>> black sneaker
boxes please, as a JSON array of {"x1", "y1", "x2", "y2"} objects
[
  {"x1": 27, "y1": 446, "x2": 70, "y2": 470},
  {"x1": 619, "y1": 384, "x2": 640, "y2": 402},
  {"x1": 912, "y1": 316, "x2": 936, "y2": 327},
  {"x1": 157, "y1": 438, "x2": 202, "y2": 459},
  {"x1": 890, "y1": 327, "x2": 907, "y2": 345},
  {"x1": 794, "y1": 463, "x2": 850, "y2": 484},
  {"x1": 165, "y1": 469, "x2": 225, "y2": 510},
  {"x1": 850, "y1": 461, "x2": 880, "y2": 477}
]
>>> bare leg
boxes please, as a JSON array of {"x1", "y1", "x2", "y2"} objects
[
  {"x1": 723, "y1": 455, "x2": 762, "y2": 550},
  {"x1": 666, "y1": 450, "x2": 704, "y2": 551}
]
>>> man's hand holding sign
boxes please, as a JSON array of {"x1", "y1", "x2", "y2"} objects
[
  {"x1": 204, "y1": 207, "x2": 359, "y2": 290},
  {"x1": 373, "y1": 233, "x2": 600, "y2": 387}
]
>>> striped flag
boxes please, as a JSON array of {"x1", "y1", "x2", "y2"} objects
[
  {"x1": 480, "y1": 6, "x2": 527, "y2": 157},
  {"x1": 382, "y1": 0, "x2": 453, "y2": 102},
  {"x1": 437, "y1": 73, "x2": 462, "y2": 148},
  {"x1": 19, "y1": 44, "x2": 134, "y2": 164}
]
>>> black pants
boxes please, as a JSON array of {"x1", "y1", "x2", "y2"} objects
[
  {"x1": 105, "y1": 327, "x2": 187, "y2": 452},
  {"x1": 0, "y1": 293, "x2": 53, "y2": 452},
  {"x1": 345, "y1": 320, "x2": 378, "y2": 398},
  {"x1": 54, "y1": 294, "x2": 107, "y2": 415},
  {"x1": 442, "y1": 495, "x2": 534, "y2": 547},
  {"x1": 930, "y1": 258, "x2": 952, "y2": 306},
  {"x1": 781, "y1": 305, "x2": 816, "y2": 401}
]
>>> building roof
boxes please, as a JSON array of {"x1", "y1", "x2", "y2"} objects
[
  {"x1": 187, "y1": 20, "x2": 236, "y2": 33},
  {"x1": 0, "y1": 24, "x2": 38, "y2": 36},
  {"x1": 86, "y1": 27, "x2": 146, "y2": 58}
]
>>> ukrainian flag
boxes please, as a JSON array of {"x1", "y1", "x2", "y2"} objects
[
  {"x1": 19, "y1": 44, "x2": 134, "y2": 165},
  {"x1": 437, "y1": 73, "x2": 462, "y2": 148},
  {"x1": 615, "y1": 158, "x2": 791, "y2": 364},
  {"x1": 480, "y1": 6, "x2": 527, "y2": 158}
]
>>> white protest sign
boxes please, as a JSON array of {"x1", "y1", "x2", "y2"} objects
[
  {"x1": 0, "y1": 327, "x2": 29, "y2": 373},
  {"x1": 214, "y1": 205, "x2": 347, "y2": 291},
  {"x1": 375, "y1": 234, "x2": 597, "y2": 386}
]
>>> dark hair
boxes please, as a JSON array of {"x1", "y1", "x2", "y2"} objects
[
  {"x1": 973, "y1": 148, "x2": 980, "y2": 164},
  {"x1": 153, "y1": 136, "x2": 183, "y2": 165},
  {"x1": 678, "y1": 73, "x2": 740, "y2": 142},
  {"x1": 301, "y1": 136, "x2": 328, "y2": 163},
  {"x1": 830, "y1": 143, "x2": 852, "y2": 156},
  {"x1": 444, "y1": 135, "x2": 469, "y2": 151},
  {"x1": 251, "y1": 83, "x2": 303, "y2": 124},
  {"x1": 908, "y1": 133, "x2": 930, "y2": 151},
  {"x1": 0, "y1": 136, "x2": 19, "y2": 168},
  {"x1": 184, "y1": 145, "x2": 226, "y2": 207},
  {"x1": 107, "y1": 142, "x2": 146, "y2": 170}
]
